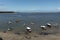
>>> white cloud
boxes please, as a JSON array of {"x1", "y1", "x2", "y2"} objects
[{"x1": 57, "y1": 7, "x2": 60, "y2": 10}]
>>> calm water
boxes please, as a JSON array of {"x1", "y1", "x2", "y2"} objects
[{"x1": 0, "y1": 13, "x2": 60, "y2": 32}]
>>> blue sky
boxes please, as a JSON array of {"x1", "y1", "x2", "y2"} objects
[{"x1": 0, "y1": 0, "x2": 60, "y2": 12}]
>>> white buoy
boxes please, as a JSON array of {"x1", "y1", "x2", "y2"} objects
[
  {"x1": 46, "y1": 23, "x2": 51, "y2": 28},
  {"x1": 8, "y1": 21, "x2": 12, "y2": 24},
  {"x1": 8, "y1": 27, "x2": 13, "y2": 31},
  {"x1": 40, "y1": 25, "x2": 46, "y2": 30},
  {"x1": 47, "y1": 23, "x2": 51, "y2": 26},
  {"x1": 26, "y1": 27, "x2": 31, "y2": 30},
  {"x1": 8, "y1": 28, "x2": 11, "y2": 31},
  {"x1": 26, "y1": 27, "x2": 31, "y2": 33},
  {"x1": 41, "y1": 25, "x2": 46, "y2": 28}
]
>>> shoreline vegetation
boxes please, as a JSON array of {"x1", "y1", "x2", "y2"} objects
[
  {"x1": 0, "y1": 11, "x2": 60, "y2": 13},
  {"x1": 0, "y1": 11, "x2": 15, "y2": 13}
]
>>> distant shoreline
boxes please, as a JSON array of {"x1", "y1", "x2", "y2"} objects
[
  {"x1": 0, "y1": 11, "x2": 15, "y2": 13},
  {"x1": 0, "y1": 11, "x2": 60, "y2": 13}
]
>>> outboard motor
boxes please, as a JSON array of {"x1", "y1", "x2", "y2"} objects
[{"x1": 26, "y1": 27, "x2": 31, "y2": 33}]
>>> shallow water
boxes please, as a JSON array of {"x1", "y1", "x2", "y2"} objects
[{"x1": 0, "y1": 13, "x2": 60, "y2": 33}]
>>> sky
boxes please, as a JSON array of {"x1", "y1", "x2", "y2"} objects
[{"x1": 0, "y1": 0, "x2": 60, "y2": 12}]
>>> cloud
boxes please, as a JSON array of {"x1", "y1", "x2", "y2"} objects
[{"x1": 56, "y1": 7, "x2": 60, "y2": 10}]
